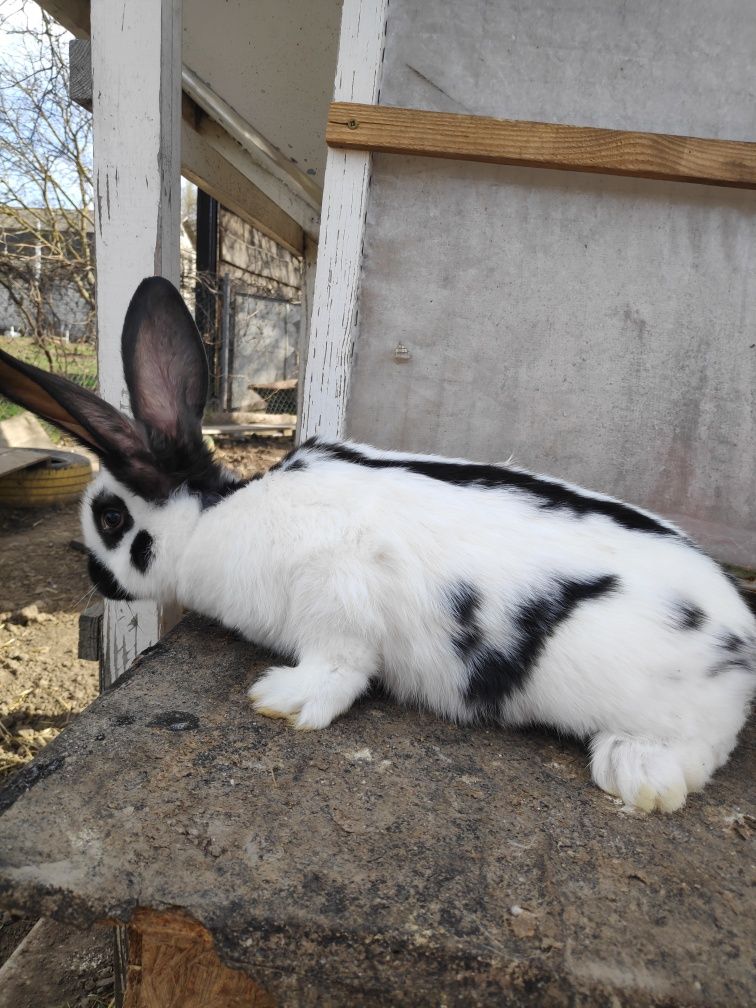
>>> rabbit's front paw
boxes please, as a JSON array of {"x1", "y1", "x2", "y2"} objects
[{"x1": 248, "y1": 658, "x2": 369, "y2": 730}]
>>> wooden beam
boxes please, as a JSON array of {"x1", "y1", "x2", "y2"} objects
[
  {"x1": 327, "y1": 102, "x2": 756, "y2": 189},
  {"x1": 37, "y1": 0, "x2": 90, "y2": 38},
  {"x1": 182, "y1": 113, "x2": 305, "y2": 256},
  {"x1": 184, "y1": 95, "x2": 319, "y2": 242}
]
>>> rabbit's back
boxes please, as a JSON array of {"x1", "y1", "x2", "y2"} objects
[{"x1": 222, "y1": 440, "x2": 755, "y2": 711}]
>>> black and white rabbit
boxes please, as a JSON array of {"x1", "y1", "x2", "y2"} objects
[{"x1": 0, "y1": 277, "x2": 753, "y2": 812}]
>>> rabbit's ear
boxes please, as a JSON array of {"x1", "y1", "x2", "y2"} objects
[
  {"x1": 122, "y1": 277, "x2": 209, "y2": 447},
  {"x1": 0, "y1": 347, "x2": 146, "y2": 461}
]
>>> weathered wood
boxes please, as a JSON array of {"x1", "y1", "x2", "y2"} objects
[
  {"x1": 343, "y1": 0, "x2": 756, "y2": 567},
  {"x1": 123, "y1": 910, "x2": 273, "y2": 1008},
  {"x1": 91, "y1": 0, "x2": 183, "y2": 687},
  {"x1": 327, "y1": 102, "x2": 756, "y2": 189},
  {"x1": 0, "y1": 614, "x2": 753, "y2": 1006},
  {"x1": 248, "y1": 379, "x2": 298, "y2": 392},
  {"x1": 218, "y1": 210, "x2": 302, "y2": 298},
  {"x1": 182, "y1": 98, "x2": 306, "y2": 256},
  {"x1": 0, "y1": 448, "x2": 55, "y2": 479},
  {"x1": 183, "y1": 95, "x2": 318, "y2": 244},
  {"x1": 37, "y1": 0, "x2": 90, "y2": 38},
  {"x1": 67, "y1": 38, "x2": 92, "y2": 111},
  {"x1": 298, "y1": 0, "x2": 389, "y2": 441},
  {"x1": 296, "y1": 234, "x2": 318, "y2": 436},
  {"x1": 201, "y1": 422, "x2": 294, "y2": 436},
  {"x1": 77, "y1": 598, "x2": 103, "y2": 662}
]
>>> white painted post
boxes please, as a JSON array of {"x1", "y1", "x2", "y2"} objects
[
  {"x1": 295, "y1": 233, "x2": 319, "y2": 434},
  {"x1": 298, "y1": 0, "x2": 388, "y2": 441},
  {"x1": 91, "y1": 0, "x2": 183, "y2": 686}
]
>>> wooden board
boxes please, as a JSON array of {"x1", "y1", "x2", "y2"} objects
[
  {"x1": 0, "y1": 449, "x2": 54, "y2": 479},
  {"x1": 327, "y1": 102, "x2": 756, "y2": 188},
  {"x1": 202, "y1": 423, "x2": 294, "y2": 435}
]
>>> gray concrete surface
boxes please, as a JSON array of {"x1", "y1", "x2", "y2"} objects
[{"x1": 0, "y1": 614, "x2": 753, "y2": 1006}]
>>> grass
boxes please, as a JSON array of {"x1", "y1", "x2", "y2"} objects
[{"x1": 0, "y1": 335, "x2": 97, "y2": 431}]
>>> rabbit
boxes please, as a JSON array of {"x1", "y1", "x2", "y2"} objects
[{"x1": 0, "y1": 276, "x2": 753, "y2": 813}]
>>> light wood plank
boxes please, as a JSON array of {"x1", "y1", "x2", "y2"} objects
[{"x1": 327, "y1": 102, "x2": 756, "y2": 188}]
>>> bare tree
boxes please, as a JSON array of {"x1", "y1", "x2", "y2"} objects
[{"x1": 0, "y1": 0, "x2": 94, "y2": 367}]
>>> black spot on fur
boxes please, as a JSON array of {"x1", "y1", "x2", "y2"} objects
[
  {"x1": 269, "y1": 447, "x2": 308, "y2": 473},
  {"x1": 446, "y1": 582, "x2": 483, "y2": 657},
  {"x1": 130, "y1": 530, "x2": 154, "y2": 573},
  {"x1": 87, "y1": 552, "x2": 134, "y2": 601},
  {"x1": 200, "y1": 477, "x2": 253, "y2": 509},
  {"x1": 673, "y1": 601, "x2": 706, "y2": 631},
  {"x1": 722, "y1": 633, "x2": 745, "y2": 653},
  {"x1": 457, "y1": 574, "x2": 620, "y2": 712},
  {"x1": 91, "y1": 491, "x2": 133, "y2": 549},
  {"x1": 709, "y1": 633, "x2": 756, "y2": 677},
  {"x1": 98, "y1": 421, "x2": 249, "y2": 508},
  {"x1": 306, "y1": 439, "x2": 676, "y2": 537}
]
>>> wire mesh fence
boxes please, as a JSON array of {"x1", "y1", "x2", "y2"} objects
[{"x1": 197, "y1": 272, "x2": 301, "y2": 423}]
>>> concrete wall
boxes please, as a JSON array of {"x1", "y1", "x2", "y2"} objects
[{"x1": 346, "y1": 0, "x2": 756, "y2": 565}]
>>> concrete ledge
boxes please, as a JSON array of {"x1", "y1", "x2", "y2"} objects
[{"x1": 0, "y1": 614, "x2": 752, "y2": 1006}]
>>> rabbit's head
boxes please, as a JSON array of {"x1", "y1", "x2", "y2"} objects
[{"x1": 0, "y1": 277, "x2": 238, "y2": 602}]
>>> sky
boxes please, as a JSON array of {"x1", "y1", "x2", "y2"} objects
[
  {"x1": 0, "y1": 0, "x2": 58, "y2": 63},
  {"x1": 0, "y1": 1, "x2": 89, "y2": 209}
]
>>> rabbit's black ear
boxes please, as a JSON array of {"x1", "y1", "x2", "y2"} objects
[
  {"x1": 0, "y1": 347, "x2": 146, "y2": 461},
  {"x1": 122, "y1": 277, "x2": 209, "y2": 447}
]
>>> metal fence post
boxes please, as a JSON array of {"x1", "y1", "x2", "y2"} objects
[{"x1": 220, "y1": 272, "x2": 231, "y2": 411}]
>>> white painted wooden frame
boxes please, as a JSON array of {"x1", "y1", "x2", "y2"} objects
[
  {"x1": 298, "y1": 0, "x2": 389, "y2": 441},
  {"x1": 91, "y1": 0, "x2": 183, "y2": 686}
]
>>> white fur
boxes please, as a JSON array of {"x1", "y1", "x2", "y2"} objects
[{"x1": 82, "y1": 442, "x2": 755, "y2": 812}]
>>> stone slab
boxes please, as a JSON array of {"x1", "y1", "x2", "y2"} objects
[{"x1": 0, "y1": 614, "x2": 753, "y2": 1006}]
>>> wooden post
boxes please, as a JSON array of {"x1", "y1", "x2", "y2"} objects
[
  {"x1": 90, "y1": 0, "x2": 183, "y2": 687},
  {"x1": 295, "y1": 233, "x2": 318, "y2": 437},
  {"x1": 298, "y1": 0, "x2": 389, "y2": 441}
]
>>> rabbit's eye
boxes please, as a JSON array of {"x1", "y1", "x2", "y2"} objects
[{"x1": 101, "y1": 508, "x2": 124, "y2": 531}]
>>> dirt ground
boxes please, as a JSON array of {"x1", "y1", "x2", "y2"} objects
[{"x1": 0, "y1": 435, "x2": 290, "y2": 1002}]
